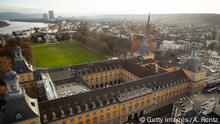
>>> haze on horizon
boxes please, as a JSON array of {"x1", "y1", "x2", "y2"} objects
[{"x1": 0, "y1": 0, "x2": 220, "y2": 16}]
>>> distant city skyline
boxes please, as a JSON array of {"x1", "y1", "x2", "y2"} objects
[{"x1": 0, "y1": 0, "x2": 220, "y2": 16}]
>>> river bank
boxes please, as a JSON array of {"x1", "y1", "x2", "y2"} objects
[
  {"x1": 0, "y1": 21, "x2": 10, "y2": 28},
  {"x1": 0, "y1": 20, "x2": 48, "y2": 34}
]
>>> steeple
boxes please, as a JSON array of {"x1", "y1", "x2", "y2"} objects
[
  {"x1": 145, "y1": 13, "x2": 156, "y2": 51},
  {"x1": 145, "y1": 13, "x2": 151, "y2": 38}
]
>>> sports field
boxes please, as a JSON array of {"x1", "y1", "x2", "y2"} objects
[{"x1": 32, "y1": 41, "x2": 105, "y2": 68}]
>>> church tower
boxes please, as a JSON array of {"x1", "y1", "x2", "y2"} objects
[
  {"x1": 138, "y1": 37, "x2": 149, "y2": 56},
  {"x1": 183, "y1": 49, "x2": 207, "y2": 93},
  {"x1": 137, "y1": 13, "x2": 156, "y2": 60},
  {"x1": 145, "y1": 13, "x2": 156, "y2": 51},
  {"x1": 138, "y1": 36, "x2": 155, "y2": 60},
  {"x1": 0, "y1": 71, "x2": 40, "y2": 124}
]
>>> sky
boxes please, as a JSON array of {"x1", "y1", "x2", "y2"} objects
[{"x1": 0, "y1": 0, "x2": 220, "y2": 16}]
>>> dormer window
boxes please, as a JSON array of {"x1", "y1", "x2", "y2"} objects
[{"x1": 16, "y1": 112, "x2": 22, "y2": 120}]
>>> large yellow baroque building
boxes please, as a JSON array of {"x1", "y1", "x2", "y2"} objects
[{"x1": 0, "y1": 44, "x2": 207, "y2": 124}]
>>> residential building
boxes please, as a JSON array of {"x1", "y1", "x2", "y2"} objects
[
  {"x1": 43, "y1": 13, "x2": 48, "y2": 22},
  {"x1": 209, "y1": 56, "x2": 220, "y2": 72},
  {"x1": 48, "y1": 10, "x2": 54, "y2": 21}
]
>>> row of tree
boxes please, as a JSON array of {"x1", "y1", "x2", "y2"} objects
[{"x1": 72, "y1": 22, "x2": 143, "y2": 56}]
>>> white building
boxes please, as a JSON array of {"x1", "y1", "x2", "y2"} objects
[
  {"x1": 209, "y1": 56, "x2": 220, "y2": 72},
  {"x1": 48, "y1": 10, "x2": 55, "y2": 21},
  {"x1": 205, "y1": 72, "x2": 220, "y2": 84},
  {"x1": 42, "y1": 13, "x2": 48, "y2": 22},
  {"x1": 205, "y1": 40, "x2": 219, "y2": 47},
  {"x1": 159, "y1": 40, "x2": 190, "y2": 52},
  {"x1": 208, "y1": 50, "x2": 218, "y2": 57},
  {"x1": 37, "y1": 72, "x2": 58, "y2": 100}
]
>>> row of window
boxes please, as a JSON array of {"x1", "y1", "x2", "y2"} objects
[
  {"x1": 19, "y1": 73, "x2": 32, "y2": 82},
  {"x1": 84, "y1": 70, "x2": 137, "y2": 86},
  {"x1": 120, "y1": 84, "x2": 189, "y2": 114},
  {"x1": 71, "y1": 106, "x2": 118, "y2": 124},
  {"x1": 55, "y1": 83, "x2": 191, "y2": 124},
  {"x1": 84, "y1": 69, "x2": 120, "y2": 78}
]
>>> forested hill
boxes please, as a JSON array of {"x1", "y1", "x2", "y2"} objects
[
  {"x1": 0, "y1": 12, "x2": 42, "y2": 20},
  {"x1": 97, "y1": 13, "x2": 220, "y2": 24}
]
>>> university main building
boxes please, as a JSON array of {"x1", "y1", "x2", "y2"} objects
[{"x1": 0, "y1": 36, "x2": 207, "y2": 124}]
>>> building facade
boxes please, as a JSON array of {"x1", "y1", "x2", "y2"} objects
[
  {"x1": 0, "y1": 46, "x2": 207, "y2": 124},
  {"x1": 43, "y1": 13, "x2": 48, "y2": 22},
  {"x1": 48, "y1": 10, "x2": 55, "y2": 21},
  {"x1": 209, "y1": 56, "x2": 220, "y2": 72}
]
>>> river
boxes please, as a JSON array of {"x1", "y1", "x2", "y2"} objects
[{"x1": 0, "y1": 20, "x2": 48, "y2": 34}]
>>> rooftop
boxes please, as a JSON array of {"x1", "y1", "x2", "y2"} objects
[{"x1": 39, "y1": 70, "x2": 190, "y2": 122}]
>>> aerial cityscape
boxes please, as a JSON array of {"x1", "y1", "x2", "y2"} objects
[{"x1": 0, "y1": 0, "x2": 220, "y2": 124}]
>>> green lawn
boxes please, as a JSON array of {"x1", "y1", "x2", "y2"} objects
[{"x1": 32, "y1": 41, "x2": 105, "y2": 68}]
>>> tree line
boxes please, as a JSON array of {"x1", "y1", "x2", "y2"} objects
[{"x1": 72, "y1": 22, "x2": 142, "y2": 57}]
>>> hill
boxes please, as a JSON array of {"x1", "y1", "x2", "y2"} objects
[
  {"x1": 0, "y1": 12, "x2": 42, "y2": 20},
  {"x1": 97, "y1": 13, "x2": 220, "y2": 24}
]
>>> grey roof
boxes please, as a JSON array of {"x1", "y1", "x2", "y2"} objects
[
  {"x1": 13, "y1": 60, "x2": 32, "y2": 74},
  {"x1": 33, "y1": 69, "x2": 44, "y2": 81},
  {"x1": 39, "y1": 70, "x2": 189, "y2": 122},
  {"x1": 0, "y1": 92, "x2": 39, "y2": 124},
  {"x1": 184, "y1": 49, "x2": 202, "y2": 73}
]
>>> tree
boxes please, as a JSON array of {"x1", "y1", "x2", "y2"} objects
[
  {"x1": 0, "y1": 37, "x2": 33, "y2": 64},
  {"x1": 0, "y1": 56, "x2": 12, "y2": 73},
  {"x1": 12, "y1": 31, "x2": 17, "y2": 37},
  {"x1": 130, "y1": 39, "x2": 141, "y2": 52},
  {"x1": 78, "y1": 22, "x2": 88, "y2": 36},
  {"x1": 31, "y1": 35, "x2": 38, "y2": 43}
]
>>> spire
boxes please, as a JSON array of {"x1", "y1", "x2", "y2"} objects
[
  {"x1": 147, "y1": 12, "x2": 150, "y2": 26},
  {"x1": 145, "y1": 13, "x2": 151, "y2": 37}
]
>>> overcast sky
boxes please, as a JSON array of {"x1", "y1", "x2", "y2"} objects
[{"x1": 0, "y1": 0, "x2": 220, "y2": 16}]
